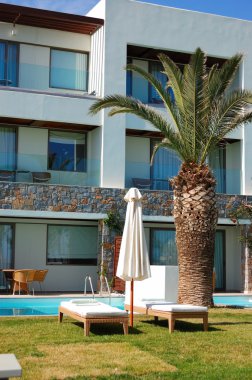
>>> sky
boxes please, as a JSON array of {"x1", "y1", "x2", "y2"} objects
[{"x1": 1, "y1": 0, "x2": 252, "y2": 21}]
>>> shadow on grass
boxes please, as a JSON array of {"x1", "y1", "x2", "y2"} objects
[
  {"x1": 141, "y1": 318, "x2": 220, "y2": 332},
  {"x1": 212, "y1": 321, "x2": 252, "y2": 326},
  {"x1": 65, "y1": 376, "x2": 141, "y2": 380},
  {"x1": 72, "y1": 321, "x2": 142, "y2": 335}
]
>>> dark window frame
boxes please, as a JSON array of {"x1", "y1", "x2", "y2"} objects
[
  {"x1": 46, "y1": 224, "x2": 98, "y2": 266},
  {"x1": 215, "y1": 230, "x2": 226, "y2": 291},
  {"x1": 49, "y1": 47, "x2": 89, "y2": 91},
  {"x1": 47, "y1": 129, "x2": 87, "y2": 173}
]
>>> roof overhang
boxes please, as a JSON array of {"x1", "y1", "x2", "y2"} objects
[
  {"x1": 0, "y1": 116, "x2": 99, "y2": 133},
  {"x1": 0, "y1": 3, "x2": 104, "y2": 35}
]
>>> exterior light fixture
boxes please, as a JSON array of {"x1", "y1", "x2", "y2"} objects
[{"x1": 11, "y1": 13, "x2": 21, "y2": 37}]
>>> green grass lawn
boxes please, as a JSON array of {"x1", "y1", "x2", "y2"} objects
[{"x1": 0, "y1": 308, "x2": 251, "y2": 380}]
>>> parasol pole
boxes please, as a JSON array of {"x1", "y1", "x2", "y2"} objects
[{"x1": 130, "y1": 278, "x2": 134, "y2": 327}]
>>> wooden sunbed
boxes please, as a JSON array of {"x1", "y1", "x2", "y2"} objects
[
  {"x1": 59, "y1": 301, "x2": 129, "y2": 336},
  {"x1": 125, "y1": 302, "x2": 208, "y2": 333}
]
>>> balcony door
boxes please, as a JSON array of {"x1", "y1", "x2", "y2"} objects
[
  {"x1": 0, "y1": 127, "x2": 16, "y2": 171},
  {"x1": 150, "y1": 140, "x2": 181, "y2": 190},
  {"x1": 0, "y1": 42, "x2": 18, "y2": 87},
  {"x1": 209, "y1": 146, "x2": 226, "y2": 193},
  {"x1": 215, "y1": 231, "x2": 225, "y2": 290},
  {"x1": 0, "y1": 224, "x2": 14, "y2": 290}
]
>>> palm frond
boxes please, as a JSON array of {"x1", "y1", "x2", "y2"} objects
[
  {"x1": 182, "y1": 48, "x2": 208, "y2": 161},
  {"x1": 126, "y1": 63, "x2": 180, "y2": 128},
  {"x1": 90, "y1": 47, "x2": 251, "y2": 167},
  {"x1": 158, "y1": 53, "x2": 185, "y2": 116},
  {"x1": 208, "y1": 54, "x2": 243, "y2": 101},
  {"x1": 90, "y1": 94, "x2": 181, "y2": 147},
  {"x1": 150, "y1": 139, "x2": 184, "y2": 165}
]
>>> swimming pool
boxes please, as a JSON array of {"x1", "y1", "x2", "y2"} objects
[
  {"x1": 0, "y1": 297, "x2": 125, "y2": 317},
  {"x1": 213, "y1": 295, "x2": 252, "y2": 308},
  {"x1": 0, "y1": 295, "x2": 251, "y2": 316}
]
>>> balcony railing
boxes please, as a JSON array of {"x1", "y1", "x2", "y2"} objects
[
  {"x1": 0, "y1": 62, "x2": 101, "y2": 96},
  {"x1": 125, "y1": 160, "x2": 241, "y2": 194},
  {"x1": 0, "y1": 152, "x2": 100, "y2": 187}
]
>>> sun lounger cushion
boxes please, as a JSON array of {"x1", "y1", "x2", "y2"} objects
[
  {"x1": 68, "y1": 299, "x2": 100, "y2": 306},
  {"x1": 136, "y1": 300, "x2": 174, "y2": 308},
  {"x1": 60, "y1": 301, "x2": 128, "y2": 318},
  {"x1": 149, "y1": 304, "x2": 208, "y2": 312}
]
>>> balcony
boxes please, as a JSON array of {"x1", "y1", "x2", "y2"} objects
[
  {"x1": 0, "y1": 152, "x2": 100, "y2": 187},
  {"x1": 0, "y1": 61, "x2": 101, "y2": 126},
  {"x1": 125, "y1": 160, "x2": 241, "y2": 195}
]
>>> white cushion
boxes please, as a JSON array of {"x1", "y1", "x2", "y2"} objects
[
  {"x1": 135, "y1": 300, "x2": 175, "y2": 308},
  {"x1": 68, "y1": 299, "x2": 100, "y2": 306},
  {"x1": 150, "y1": 304, "x2": 208, "y2": 312},
  {"x1": 60, "y1": 301, "x2": 128, "y2": 317}
]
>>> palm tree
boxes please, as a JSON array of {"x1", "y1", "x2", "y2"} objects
[{"x1": 90, "y1": 48, "x2": 252, "y2": 306}]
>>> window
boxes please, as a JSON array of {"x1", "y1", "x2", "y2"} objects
[
  {"x1": 149, "y1": 61, "x2": 174, "y2": 103},
  {"x1": 126, "y1": 58, "x2": 175, "y2": 104},
  {"x1": 151, "y1": 229, "x2": 177, "y2": 265},
  {"x1": 47, "y1": 225, "x2": 98, "y2": 265},
  {"x1": 150, "y1": 228, "x2": 225, "y2": 279},
  {"x1": 0, "y1": 41, "x2": 18, "y2": 87},
  {"x1": 0, "y1": 127, "x2": 16, "y2": 171},
  {"x1": 50, "y1": 49, "x2": 88, "y2": 91},
  {"x1": 150, "y1": 139, "x2": 181, "y2": 190},
  {"x1": 48, "y1": 131, "x2": 87, "y2": 172}
]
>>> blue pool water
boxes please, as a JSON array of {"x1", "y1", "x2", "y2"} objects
[
  {"x1": 0, "y1": 297, "x2": 125, "y2": 317},
  {"x1": 213, "y1": 295, "x2": 252, "y2": 308},
  {"x1": 0, "y1": 295, "x2": 251, "y2": 317}
]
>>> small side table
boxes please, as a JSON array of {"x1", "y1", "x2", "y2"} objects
[{"x1": 0, "y1": 354, "x2": 22, "y2": 379}]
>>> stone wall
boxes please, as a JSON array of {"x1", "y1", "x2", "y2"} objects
[
  {"x1": 1, "y1": 183, "x2": 252, "y2": 292},
  {"x1": 1, "y1": 182, "x2": 251, "y2": 217}
]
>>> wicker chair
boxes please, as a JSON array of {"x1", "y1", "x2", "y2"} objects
[
  {"x1": 132, "y1": 178, "x2": 152, "y2": 189},
  {"x1": 12, "y1": 270, "x2": 36, "y2": 295},
  {"x1": 33, "y1": 270, "x2": 48, "y2": 293},
  {"x1": 31, "y1": 172, "x2": 51, "y2": 183}
]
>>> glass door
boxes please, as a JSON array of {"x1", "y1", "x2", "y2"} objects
[
  {"x1": 150, "y1": 140, "x2": 181, "y2": 190},
  {"x1": 214, "y1": 231, "x2": 225, "y2": 290},
  {"x1": 0, "y1": 224, "x2": 14, "y2": 290}
]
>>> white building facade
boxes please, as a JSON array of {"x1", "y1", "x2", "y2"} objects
[{"x1": 0, "y1": 0, "x2": 251, "y2": 294}]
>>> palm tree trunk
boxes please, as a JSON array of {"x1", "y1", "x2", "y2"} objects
[{"x1": 172, "y1": 162, "x2": 218, "y2": 306}]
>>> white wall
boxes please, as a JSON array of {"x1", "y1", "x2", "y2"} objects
[
  {"x1": 125, "y1": 266, "x2": 178, "y2": 304},
  {"x1": 89, "y1": 27, "x2": 104, "y2": 97},
  {"x1": 19, "y1": 45, "x2": 50, "y2": 91},
  {"x1": 18, "y1": 127, "x2": 48, "y2": 174},
  {"x1": 0, "y1": 89, "x2": 102, "y2": 127},
  {"x1": 14, "y1": 220, "x2": 98, "y2": 292},
  {"x1": 88, "y1": 0, "x2": 252, "y2": 192},
  {"x1": 226, "y1": 142, "x2": 241, "y2": 195},
  {"x1": 87, "y1": 127, "x2": 102, "y2": 186},
  {"x1": 0, "y1": 23, "x2": 90, "y2": 51}
]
